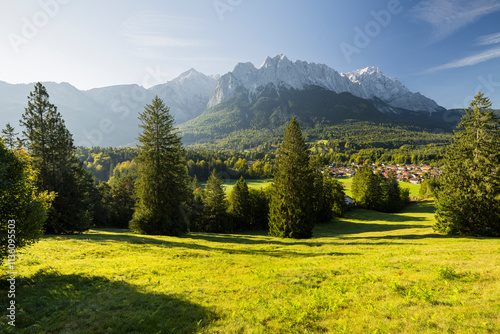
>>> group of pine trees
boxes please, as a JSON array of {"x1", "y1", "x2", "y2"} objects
[
  {"x1": 351, "y1": 166, "x2": 410, "y2": 213},
  {"x1": 130, "y1": 100, "x2": 347, "y2": 237},
  {"x1": 94, "y1": 175, "x2": 136, "y2": 229},
  {"x1": 186, "y1": 174, "x2": 270, "y2": 233},
  {"x1": 268, "y1": 118, "x2": 348, "y2": 238}
]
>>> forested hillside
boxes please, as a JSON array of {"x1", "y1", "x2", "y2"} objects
[{"x1": 180, "y1": 86, "x2": 460, "y2": 152}]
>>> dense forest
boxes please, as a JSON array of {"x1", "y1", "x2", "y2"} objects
[
  {"x1": 77, "y1": 135, "x2": 448, "y2": 185},
  {"x1": 77, "y1": 117, "x2": 453, "y2": 184}
]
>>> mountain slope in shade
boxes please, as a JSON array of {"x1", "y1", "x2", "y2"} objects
[
  {"x1": 0, "y1": 69, "x2": 217, "y2": 147},
  {"x1": 180, "y1": 84, "x2": 457, "y2": 148},
  {"x1": 208, "y1": 54, "x2": 443, "y2": 113}
]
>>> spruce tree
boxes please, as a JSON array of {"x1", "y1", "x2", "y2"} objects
[
  {"x1": 188, "y1": 182, "x2": 206, "y2": 232},
  {"x1": 93, "y1": 182, "x2": 112, "y2": 227},
  {"x1": 313, "y1": 172, "x2": 347, "y2": 222},
  {"x1": 191, "y1": 175, "x2": 200, "y2": 189},
  {"x1": 1, "y1": 123, "x2": 18, "y2": 149},
  {"x1": 352, "y1": 167, "x2": 409, "y2": 212},
  {"x1": 269, "y1": 118, "x2": 315, "y2": 238},
  {"x1": 20, "y1": 83, "x2": 93, "y2": 234},
  {"x1": 228, "y1": 176, "x2": 251, "y2": 231},
  {"x1": 130, "y1": 96, "x2": 189, "y2": 236},
  {"x1": 352, "y1": 165, "x2": 380, "y2": 210},
  {"x1": 435, "y1": 92, "x2": 500, "y2": 236},
  {"x1": 198, "y1": 170, "x2": 228, "y2": 233},
  {"x1": 249, "y1": 188, "x2": 270, "y2": 230},
  {"x1": 378, "y1": 170, "x2": 409, "y2": 213},
  {"x1": 419, "y1": 177, "x2": 440, "y2": 199},
  {"x1": 110, "y1": 175, "x2": 135, "y2": 228}
]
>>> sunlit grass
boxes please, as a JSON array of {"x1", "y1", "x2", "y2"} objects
[
  {"x1": 1, "y1": 201, "x2": 499, "y2": 333},
  {"x1": 337, "y1": 177, "x2": 420, "y2": 198},
  {"x1": 202, "y1": 178, "x2": 273, "y2": 194}
]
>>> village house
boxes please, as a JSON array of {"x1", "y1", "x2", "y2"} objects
[{"x1": 325, "y1": 163, "x2": 441, "y2": 184}]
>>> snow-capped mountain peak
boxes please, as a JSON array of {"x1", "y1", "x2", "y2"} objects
[
  {"x1": 208, "y1": 55, "x2": 443, "y2": 113},
  {"x1": 150, "y1": 69, "x2": 218, "y2": 123},
  {"x1": 346, "y1": 66, "x2": 384, "y2": 81},
  {"x1": 176, "y1": 68, "x2": 201, "y2": 82},
  {"x1": 259, "y1": 54, "x2": 290, "y2": 69}
]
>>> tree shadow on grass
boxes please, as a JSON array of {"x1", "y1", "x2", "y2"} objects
[
  {"x1": 338, "y1": 233, "x2": 452, "y2": 241},
  {"x1": 44, "y1": 200, "x2": 441, "y2": 254},
  {"x1": 43, "y1": 230, "x2": 361, "y2": 258},
  {"x1": 323, "y1": 219, "x2": 430, "y2": 236},
  {"x1": 344, "y1": 200, "x2": 436, "y2": 222},
  {"x1": 0, "y1": 270, "x2": 217, "y2": 334},
  {"x1": 184, "y1": 231, "x2": 422, "y2": 247},
  {"x1": 341, "y1": 209, "x2": 428, "y2": 223},
  {"x1": 314, "y1": 201, "x2": 439, "y2": 239}
]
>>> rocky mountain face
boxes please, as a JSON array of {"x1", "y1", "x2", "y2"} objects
[
  {"x1": 208, "y1": 54, "x2": 444, "y2": 113},
  {"x1": 343, "y1": 67, "x2": 442, "y2": 112}
]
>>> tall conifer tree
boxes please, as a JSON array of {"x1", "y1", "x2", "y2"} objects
[
  {"x1": 313, "y1": 172, "x2": 347, "y2": 223},
  {"x1": 130, "y1": 96, "x2": 189, "y2": 236},
  {"x1": 1, "y1": 123, "x2": 18, "y2": 149},
  {"x1": 352, "y1": 165, "x2": 380, "y2": 210},
  {"x1": 269, "y1": 118, "x2": 315, "y2": 238},
  {"x1": 198, "y1": 170, "x2": 228, "y2": 233},
  {"x1": 20, "y1": 83, "x2": 93, "y2": 234},
  {"x1": 229, "y1": 176, "x2": 251, "y2": 231},
  {"x1": 435, "y1": 92, "x2": 500, "y2": 236}
]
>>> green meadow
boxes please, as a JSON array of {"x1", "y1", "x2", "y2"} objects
[
  {"x1": 336, "y1": 177, "x2": 421, "y2": 198},
  {"x1": 1, "y1": 200, "x2": 499, "y2": 333},
  {"x1": 201, "y1": 178, "x2": 273, "y2": 195}
]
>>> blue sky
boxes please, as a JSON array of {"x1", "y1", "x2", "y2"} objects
[{"x1": 1, "y1": 0, "x2": 499, "y2": 109}]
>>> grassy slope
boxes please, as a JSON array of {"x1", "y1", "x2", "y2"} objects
[
  {"x1": 325, "y1": 177, "x2": 420, "y2": 198},
  {"x1": 1, "y1": 202, "x2": 499, "y2": 333},
  {"x1": 201, "y1": 178, "x2": 273, "y2": 195}
]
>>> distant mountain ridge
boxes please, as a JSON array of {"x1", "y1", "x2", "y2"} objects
[
  {"x1": 0, "y1": 54, "x2": 445, "y2": 147},
  {"x1": 0, "y1": 69, "x2": 218, "y2": 147}
]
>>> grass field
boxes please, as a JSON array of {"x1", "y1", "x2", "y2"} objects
[
  {"x1": 1, "y1": 201, "x2": 499, "y2": 333},
  {"x1": 201, "y1": 178, "x2": 273, "y2": 195},
  {"x1": 336, "y1": 177, "x2": 421, "y2": 198}
]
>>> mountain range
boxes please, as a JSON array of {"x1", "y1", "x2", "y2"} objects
[
  {"x1": 207, "y1": 55, "x2": 443, "y2": 113},
  {"x1": 1, "y1": 54, "x2": 452, "y2": 148}
]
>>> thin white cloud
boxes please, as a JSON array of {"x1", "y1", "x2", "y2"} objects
[
  {"x1": 412, "y1": 0, "x2": 500, "y2": 43},
  {"x1": 121, "y1": 11, "x2": 208, "y2": 51},
  {"x1": 125, "y1": 34, "x2": 207, "y2": 48},
  {"x1": 425, "y1": 46, "x2": 500, "y2": 73},
  {"x1": 122, "y1": 11, "x2": 204, "y2": 34},
  {"x1": 477, "y1": 32, "x2": 500, "y2": 45}
]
